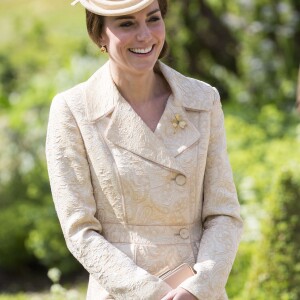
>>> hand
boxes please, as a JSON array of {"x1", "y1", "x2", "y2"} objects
[{"x1": 161, "y1": 287, "x2": 197, "y2": 300}]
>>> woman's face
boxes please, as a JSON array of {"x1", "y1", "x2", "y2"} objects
[{"x1": 101, "y1": 0, "x2": 165, "y2": 76}]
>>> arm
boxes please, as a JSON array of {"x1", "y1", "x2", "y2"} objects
[
  {"x1": 179, "y1": 88, "x2": 243, "y2": 299},
  {"x1": 46, "y1": 94, "x2": 172, "y2": 300}
]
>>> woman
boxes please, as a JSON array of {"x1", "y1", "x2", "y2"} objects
[{"x1": 46, "y1": 0, "x2": 243, "y2": 299}]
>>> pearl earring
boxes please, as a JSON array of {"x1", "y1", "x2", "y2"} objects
[{"x1": 100, "y1": 45, "x2": 107, "y2": 53}]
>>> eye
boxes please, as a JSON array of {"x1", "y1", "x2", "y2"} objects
[
  {"x1": 120, "y1": 21, "x2": 134, "y2": 28},
  {"x1": 148, "y1": 16, "x2": 161, "y2": 22}
]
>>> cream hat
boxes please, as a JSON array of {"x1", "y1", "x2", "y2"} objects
[{"x1": 71, "y1": 0, "x2": 156, "y2": 16}]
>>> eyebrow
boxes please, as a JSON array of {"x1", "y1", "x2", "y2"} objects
[{"x1": 114, "y1": 8, "x2": 161, "y2": 21}]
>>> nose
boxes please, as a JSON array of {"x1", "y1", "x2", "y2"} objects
[{"x1": 136, "y1": 23, "x2": 151, "y2": 42}]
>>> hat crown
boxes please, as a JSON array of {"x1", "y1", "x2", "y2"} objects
[{"x1": 72, "y1": 0, "x2": 156, "y2": 16}]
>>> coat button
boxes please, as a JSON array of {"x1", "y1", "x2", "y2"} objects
[
  {"x1": 175, "y1": 174, "x2": 186, "y2": 186},
  {"x1": 179, "y1": 228, "x2": 189, "y2": 239}
]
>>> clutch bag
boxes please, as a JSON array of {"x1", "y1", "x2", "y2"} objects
[{"x1": 159, "y1": 263, "x2": 195, "y2": 288}]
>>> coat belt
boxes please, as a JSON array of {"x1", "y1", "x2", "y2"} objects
[{"x1": 101, "y1": 222, "x2": 203, "y2": 245}]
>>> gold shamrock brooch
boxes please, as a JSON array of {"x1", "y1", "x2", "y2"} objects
[{"x1": 172, "y1": 114, "x2": 187, "y2": 132}]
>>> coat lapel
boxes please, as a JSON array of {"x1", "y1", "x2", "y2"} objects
[
  {"x1": 84, "y1": 61, "x2": 214, "y2": 175},
  {"x1": 105, "y1": 96, "x2": 187, "y2": 175},
  {"x1": 154, "y1": 94, "x2": 200, "y2": 158}
]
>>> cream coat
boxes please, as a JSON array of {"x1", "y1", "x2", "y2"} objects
[{"x1": 46, "y1": 61, "x2": 243, "y2": 300}]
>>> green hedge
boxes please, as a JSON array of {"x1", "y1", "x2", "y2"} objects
[{"x1": 243, "y1": 164, "x2": 300, "y2": 300}]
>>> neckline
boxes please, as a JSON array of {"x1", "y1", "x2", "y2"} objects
[
  {"x1": 153, "y1": 93, "x2": 173, "y2": 134},
  {"x1": 119, "y1": 93, "x2": 173, "y2": 134}
]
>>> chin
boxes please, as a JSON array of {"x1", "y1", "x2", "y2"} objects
[
  {"x1": 133, "y1": 64, "x2": 156, "y2": 74},
  {"x1": 128, "y1": 59, "x2": 159, "y2": 75}
]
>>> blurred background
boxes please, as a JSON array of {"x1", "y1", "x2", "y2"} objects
[{"x1": 0, "y1": 0, "x2": 299, "y2": 299}]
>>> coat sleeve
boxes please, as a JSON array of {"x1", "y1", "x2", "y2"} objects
[
  {"x1": 179, "y1": 88, "x2": 243, "y2": 299},
  {"x1": 46, "y1": 94, "x2": 172, "y2": 300}
]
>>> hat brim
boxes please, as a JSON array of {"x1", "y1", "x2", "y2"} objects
[{"x1": 73, "y1": 0, "x2": 156, "y2": 17}]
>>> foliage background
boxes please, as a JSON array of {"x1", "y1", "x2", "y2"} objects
[{"x1": 0, "y1": 0, "x2": 299, "y2": 299}]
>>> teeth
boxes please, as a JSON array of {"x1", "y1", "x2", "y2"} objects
[{"x1": 130, "y1": 46, "x2": 153, "y2": 54}]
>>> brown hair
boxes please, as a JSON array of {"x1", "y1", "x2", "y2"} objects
[{"x1": 86, "y1": 0, "x2": 169, "y2": 58}]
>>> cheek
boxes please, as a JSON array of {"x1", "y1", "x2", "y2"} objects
[
  {"x1": 154, "y1": 23, "x2": 166, "y2": 41},
  {"x1": 104, "y1": 29, "x2": 129, "y2": 52},
  {"x1": 107, "y1": 37, "x2": 125, "y2": 53}
]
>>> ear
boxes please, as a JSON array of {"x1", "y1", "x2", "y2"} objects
[{"x1": 99, "y1": 33, "x2": 108, "y2": 47}]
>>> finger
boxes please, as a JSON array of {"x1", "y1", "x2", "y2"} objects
[
  {"x1": 173, "y1": 288, "x2": 197, "y2": 300},
  {"x1": 161, "y1": 290, "x2": 176, "y2": 300}
]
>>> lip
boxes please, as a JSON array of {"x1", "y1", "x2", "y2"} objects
[{"x1": 128, "y1": 45, "x2": 155, "y2": 56}]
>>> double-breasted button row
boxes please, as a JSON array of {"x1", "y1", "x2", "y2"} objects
[{"x1": 175, "y1": 174, "x2": 186, "y2": 186}]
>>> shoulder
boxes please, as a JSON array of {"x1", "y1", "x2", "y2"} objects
[
  {"x1": 184, "y1": 75, "x2": 221, "y2": 107},
  {"x1": 50, "y1": 62, "x2": 113, "y2": 122},
  {"x1": 50, "y1": 64, "x2": 104, "y2": 119},
  {"x1": 49, "y1": 81, "x2": 87, "y2": 125},
  {"x1": 53, "y1": 62, "x2": 109, "y2": 102},
  {"x1": 158, "y1": 62, "x2": 220, "y2": 111},
  {"x1": 51, "y1": 82, "x2": 85, "y2": 108}
]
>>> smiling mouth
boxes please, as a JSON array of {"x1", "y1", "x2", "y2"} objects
[{"x1": 129, "y1": 45, "x2": 154, "y2": 54}]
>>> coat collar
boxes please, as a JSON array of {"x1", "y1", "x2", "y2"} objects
[
  {"x1": 84, "y1": 61, "x2": 213, "y2": 122},
  {"x1": 84, "y1": 61, "x2": 213, "y2": 175},
  {"x1": 105, "y1": 95, "x2": 188, "y2": 175}
]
